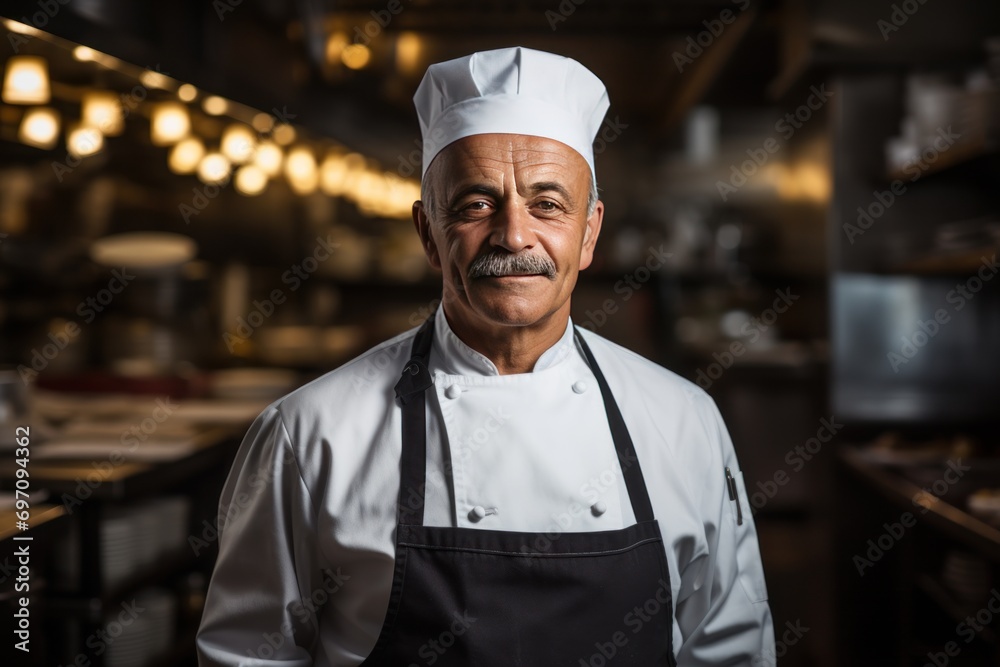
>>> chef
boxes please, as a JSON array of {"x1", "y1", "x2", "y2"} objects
[{"x1": 196, "y1": 46, "x2": 774, "y2": 666}]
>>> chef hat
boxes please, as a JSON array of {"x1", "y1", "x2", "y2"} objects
[{"x1": 413, "y1": 46, "x2": 609, "y2": 180}]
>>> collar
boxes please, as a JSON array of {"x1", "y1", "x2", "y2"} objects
[{"x1": 430, "y1": 308, "x2": 578, "y2": 376}]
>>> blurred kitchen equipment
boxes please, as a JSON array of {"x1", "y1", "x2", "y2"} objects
[
  {"x1": 88, "y1": 232, "x2": 210, "y2": 373},
  {"x1": 209, "y1": 367, "x2": 300, "y2": 400}
]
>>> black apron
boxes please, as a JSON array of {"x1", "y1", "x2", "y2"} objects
[{"x1": 360, "y1": 313, "x2": 676, "y2": 666}]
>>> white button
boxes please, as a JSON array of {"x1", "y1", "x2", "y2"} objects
[
  {"x1": 591, "y1": 501, "x2": 607, "y2": 517},
  {"x1": 572, "y1": 380, "x2": 587, "y2": 394},
  {"x1": 469, "y1": 506, "x2": 487, "y2": 521},
  {"x1": 445, "y1": 385, "x2": 462, "y2": 400}
]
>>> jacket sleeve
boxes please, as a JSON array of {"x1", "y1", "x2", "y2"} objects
[
  {"x1": 196, "y1": 405, "x2": 321, "y2": 666},
  {"x1": 674, "y1": 395, "x2": 776, "y2": 666}
]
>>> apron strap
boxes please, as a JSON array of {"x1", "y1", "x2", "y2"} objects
[
  {"x1": 394, "y1": 314, "x2": 435, "y2": 526},
  {"x1": 573, "y1": 330, "x2": 657, "y2": 524}
]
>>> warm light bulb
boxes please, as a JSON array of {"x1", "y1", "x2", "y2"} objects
[
  {"x1": 235, "y1": 165, "x2": 267, "y2": 196},
  {"x1": 151, "y1": 103, "x2": 190, "y2": 145},
  {"x1": 177, "y1": 84, "x2": 198, "y2": 102},
  {"x1": 395, "y1": 33, "x2": 421, "y2": 73},
  {"x1": 320, "y1": 152, "x2": 348, "y2": 196},
  {"x1": 341, "y1": 44, "x2": 371, "y2": 70},
  {"x1": 140, "y1": 69, "x2": 170, "y2": 90},
  {"x1": 284, "y1": 147, "x2": 318, "y2": 194},
  {"x1": 252, "y1": 112, "x2": 274, "y2": 134},
  {"x1": 197, "y1": 152, "x2": 231, "y2": 185},
  {"x1": 73, "y1": 46, "x2": 97, "y2": 62},
  {"x1": 82, "y1": 92, "x2": 124, "y2": 136},
  {"x1": 272, "y1": 123, "x2": 295, "y2": 146},
  {"x1": 169, "y1": 137, "x2": 205, "y2": 174},
  {"x1": 3, "y1": 56, "x2": 50, "y2": 104},
  {"x1": 202, "y1": 95, "x2": 228, "y2": 116},
  {"x1": 68, "y1": 124, "x2": 103, "y2": 158},
  {"x1": 221, "y1": 124, "x2": 256, "y2": 164},
  {"x1": 18, "y1": 107, "x2": 59, "y2": 149},
  {"x1": 3, "y1": 20, "x2": 36, "y2": 35},
  {"x1": 253, "y1": 141, "x2": 283, "y2": 177},
  {"x1": 325, "y1": 32, "x2": 349, "y2": 64}
]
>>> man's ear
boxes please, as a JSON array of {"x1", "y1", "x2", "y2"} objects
[
  {"x1": 578, "y1": 199, "x2": 604, "y2": 271},
  {"x1": 413, "y1": 200, "x2": 441, "y2": 270}
]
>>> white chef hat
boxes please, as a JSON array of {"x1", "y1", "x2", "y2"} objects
[{"x1": 413, "y1": 46, "x2": 609, "y2": 180}]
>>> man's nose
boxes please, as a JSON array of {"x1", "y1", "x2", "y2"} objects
[{"x1": 488, "y1": 204, "x2": 537, "y2": 253}]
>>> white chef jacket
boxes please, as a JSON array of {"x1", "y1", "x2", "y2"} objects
[{"x1": 196, "y1": 312, "x2": 775, "y2": 666}]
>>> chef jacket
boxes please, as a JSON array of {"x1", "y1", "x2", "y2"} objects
[{"x1": 196, "y1": 312, "x2": 775, "y2": 666}]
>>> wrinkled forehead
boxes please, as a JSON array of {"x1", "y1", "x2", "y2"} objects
[{"x1": 425, "y1": 133, "x2": 591, "y2": 192}]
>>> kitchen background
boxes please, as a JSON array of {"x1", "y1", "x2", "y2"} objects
[{"x1": 0, "y1": 0, "x2": 998, "y2": 665}]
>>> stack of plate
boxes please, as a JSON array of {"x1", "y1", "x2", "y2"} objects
[
  {"x1": 100, "y1": 497, "x2": 191, "y2": 589},
  {"x1": 101, "y1": 510, "x2": 144, "y2": 590},
  {"x1": 152, "y1": 496, "x2": 191, "y2": 556},
  {"x1": 103, "y1": 587, "x2": 177, "y2": 667}
]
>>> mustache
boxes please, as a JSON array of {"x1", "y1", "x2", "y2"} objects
[{"x1": 467, "y1": 251, "x2": 557, "y2": 280}]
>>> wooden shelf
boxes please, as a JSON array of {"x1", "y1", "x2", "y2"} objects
[
  {"x1": 839, "y1": 447, "x2": 1000, "y2": 562},
  {"x1": 886, "y1": 138, "x2": 998, "y2": 183}
]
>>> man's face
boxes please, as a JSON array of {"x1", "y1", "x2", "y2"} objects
[{"x1": 413, "y1": 133, "x2": 603, "y2": 330}]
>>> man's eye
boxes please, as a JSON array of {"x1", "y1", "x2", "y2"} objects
[
  {"x1": 535, "y1": 201, "x2": 559, "y2": 212},
  {"x1": 463, "y1": 201, "x2": 491, "y2": 212}
]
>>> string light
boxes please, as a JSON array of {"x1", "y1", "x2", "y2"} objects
[
  {"x1": 197, "y1": 152, "x2": 231, "y2": 185},
  {"x1": 3, "y1": 56, "x2": 50, "y2": 104},
  {"x1": 150, "y1": 102, "x2": 190, "y2": 145},
  {"x1": 82, "y1": 92, "x2": 124, "y2": 136},
  {"x1": 221, "y1": 124, "x2": 256, "y2": 164},
  {"x1": 67, "y1": 123, "x2": 103, "y2": 158},
  {"x1": 169, "y1": 138, "x2": 206, "y2": 174},
  {"x1": 235, "y1": 165, "x2": 267, "y2": 196},
  {"x1": 18, "y1": 107, "x2": 59, "y2": 149}
]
